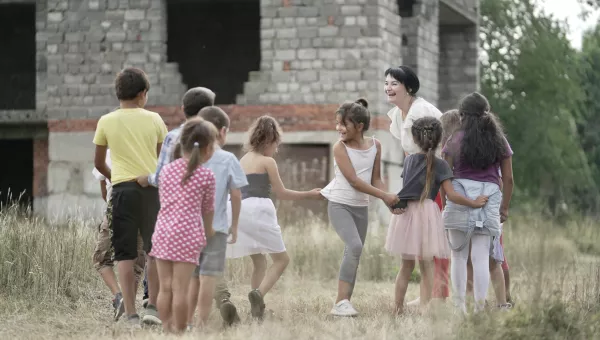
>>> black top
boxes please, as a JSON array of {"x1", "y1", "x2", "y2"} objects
[{"x1": 241, "y1": 173, "x2": 272, "y2": 199}]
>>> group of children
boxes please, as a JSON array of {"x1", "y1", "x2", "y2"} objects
[{"x1": 91, "y1": 66, "x2": 514, "y2": 333}]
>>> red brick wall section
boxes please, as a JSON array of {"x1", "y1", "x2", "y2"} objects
[
  {"x1": 47, "y1": 104, "x2": 392, "y2": 133},
  {"x1": 33, "y1": 138, "x2": 49, "y2": 197}
]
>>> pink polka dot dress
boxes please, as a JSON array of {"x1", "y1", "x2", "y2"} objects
[{"x1": 149, "y1": 158, "x2": 216, "y2": 265}]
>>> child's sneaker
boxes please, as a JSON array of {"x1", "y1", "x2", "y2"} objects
[
  {"x1": 142, "y1": 304, "x2": 162, "y2": 326},
  {"x1": 407, "y1": 297, "x2": 420, "y2": 307},
  {"x1": 220, "y1": 298, "x2": 241, "y2": 326},
  {"x1": 330, "y1": 299, "x2": 359, "y2": 317},
  {"x1": 123, "y1": 314, "x2": 142, "y2": 329},
  {"x1": 248, "y1": 289, "x2": 265, "y2": 320},
  {"x1": 497, "y1": 303, "x2": 513, "y2": 311},
  {"x1": 113, "y1": 293, "x2": 125, "y2": 321}
]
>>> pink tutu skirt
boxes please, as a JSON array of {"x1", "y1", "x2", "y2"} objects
[{"x1": 385, "y1": 199, "x2": 450, "y2": 260}]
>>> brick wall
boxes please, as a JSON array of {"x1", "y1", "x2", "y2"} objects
[
  {"x1": 33, "y1": 137, "x2": 48, "y2": 197},
  {"x1": 46, "y1": 104, "x2": 392, "y2": 133}
]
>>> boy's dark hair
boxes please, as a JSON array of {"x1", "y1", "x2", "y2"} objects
[
  {"x1": 114, "y1": 67, "x2": 150, "y2": 101},
  {"x1": 384, "y1": 65, "x2": 420, "y2": 95},
  {"x1": 173, "y1": 117, "x2": 217, "y2": 185},
  {"x1": 198, "y1": 106, "x2": 230, "y2": 130},
  {"x1": 244, "y1": 115, "x2": 282, "y2": 153},
  {"x1": 411, "y1": 117, "x2": 443, "y2": 203},
  {"x1": 182, "y1": 87, "x2": 215, "y2": 118},
  {"x1": 336, "y1": 98, "x2": 370, "y2": 132},
  {"x1": 440, "y1": 109, "x2": 460, "y2": 147},
  {"x1": 458, "y1": 92, "x2": 508, "y2": 170}
]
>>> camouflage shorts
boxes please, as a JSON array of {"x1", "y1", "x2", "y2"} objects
[{"x1": 92, "y1": 201, "x2": 145, "y2": 281}]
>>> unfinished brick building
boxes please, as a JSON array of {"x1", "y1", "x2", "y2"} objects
[{"x1": 0, "y1": 0, "x2": 479, "y2": 221}]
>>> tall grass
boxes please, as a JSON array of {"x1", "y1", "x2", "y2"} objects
[{"x1": 1, "y1": 203, "x2": 600, "y2": 339}]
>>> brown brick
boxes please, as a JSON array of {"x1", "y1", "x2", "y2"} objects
[
  {"x1": 33, "y1": 138, "x2": 49, "y2": 197},
  {"x1": 46, "y1": 104, "x2": 391, "y2": 133}
]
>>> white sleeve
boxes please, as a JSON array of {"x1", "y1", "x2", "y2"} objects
[
  {"x1": 92, "y1": 168, "x2": 105, "y2": 181},
  {"x1": 387, "y1": 107, "x2": 403, "y2": 141}
]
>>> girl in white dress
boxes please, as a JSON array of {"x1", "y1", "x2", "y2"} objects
[{"x1": 226, "y1": 115, "x2": 322, "y2": 320}]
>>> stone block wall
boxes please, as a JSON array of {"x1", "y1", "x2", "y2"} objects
[
  {"x1": 0, "y1": 0, "x2": 482, "y2": 222},
  {"x1": 237, "y1": 0, "x2": 402, "y2": 115},
  {"x1": 399, "y1": 0, "x2": 439, "y2": 105},
  {"x1": 438, "y1": 24, "x2": 479, "y2": 111},
  {"x1": 41, "y1": 0, "x2": 186, "y2": 121}
]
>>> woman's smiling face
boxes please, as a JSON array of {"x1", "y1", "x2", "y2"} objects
[{"x1": 384, "y1": 74, "x2": 408, "y2": 105}]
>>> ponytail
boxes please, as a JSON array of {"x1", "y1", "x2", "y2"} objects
[
  {"x1": 420, "y1": 139, "x2": 435, "y2": 203},
  {"x1": 181, "y1": 142, "x2": 201, "y2": 185}
]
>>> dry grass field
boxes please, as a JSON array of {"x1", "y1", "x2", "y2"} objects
[{"x1": 1, "y1": 204, "x2": 599, "y2": 339}]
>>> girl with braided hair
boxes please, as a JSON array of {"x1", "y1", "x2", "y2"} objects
[{"x1": 385, "y1": 116, "x2": 488, "y2": 315}]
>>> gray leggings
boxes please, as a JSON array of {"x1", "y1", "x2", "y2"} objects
[{"x1": 328, "y1": 201, "x2": 369, "y2": 293}]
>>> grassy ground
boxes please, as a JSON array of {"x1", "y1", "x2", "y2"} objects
[{"x1": 1, "y1": 205, "x2": 599, "y2": 339}]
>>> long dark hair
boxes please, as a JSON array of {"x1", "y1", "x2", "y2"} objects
[
  {"x1": 458, "y1": 92, "x2": 508, "y2": 170},
  {"x1": 411, "y1": 117, "x2": 443, "y2": 202},
  {"x1": 173, "y1": 117, "x2": 217, "y2": 185}
]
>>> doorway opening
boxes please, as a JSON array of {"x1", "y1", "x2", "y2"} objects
[
  {"x1": 166, "y1": 0, "x2": 261, "y2": 104},
  {"x1": 0, "y1": 3, "x2": 36, "y2": 110}
]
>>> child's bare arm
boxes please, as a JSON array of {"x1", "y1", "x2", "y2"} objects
[
  {"x1": 264, "y1": 157, "x2": 321, "y2": 200},
  {"x1": 499, "y1": 156, "x2": 514, "y2": 222},
  {"x1": 441, "y1": 180, "x2": 487, "y2": 208},
  {"x1": 371, "y1": 140, "x2": 387, "y2": 191},
  {"x1": 228, "y1": 188, "x2": 242, "y2": 243},
  {"x1": 202, "y1": 210, "x2": 215, "y2": 238},
  {"x1": 441, "y1": 153, "x2": 455, "y2": 208},
  {"x1": 94, "y1": 145, "x2": 111, "y2": 181},
  {"x1": 100, "y1": 181, "x2": 107, "y2": 202}
]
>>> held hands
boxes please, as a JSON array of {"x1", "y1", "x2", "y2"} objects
[
  {"x1": 136, "y1": 175, "x2": 150, "y2": 188},
  {"x1": 384, "y1": 193, "x2": 400, "y2": 207},
  {"x1": 309, "y1": 188, "x2": 325, "y2": 200},
  {"x1": 228, "y1": 226, "x2": 238, "y2": 244},
  {"x1": 500, "y1": 207, "x2": 509, "y2": 223},
  {"x1": 471, "y1": 195, "x2": 489, "y2": 208},
  {"x1": 205, "y1": 226, "x2": 216, "y2": 239}
]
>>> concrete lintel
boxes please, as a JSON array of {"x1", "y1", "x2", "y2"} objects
[
  {"x1": 439, "y1": 0, "x2": 478, "y2": 26},
  {"x1": 0, "y1": 122, "x2": 48, "y2": 140}
]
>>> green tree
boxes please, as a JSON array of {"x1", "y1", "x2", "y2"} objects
[
  {"x1": 576, "y1": 25, "x2": 600, "y2": 212},
  {"x1": 480, "y1": 0, "x2": 597, "y2": 213}
]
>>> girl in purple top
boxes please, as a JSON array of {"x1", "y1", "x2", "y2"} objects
[{"x1": 442, "y1": 92, "x2": 515, "y2": 313}]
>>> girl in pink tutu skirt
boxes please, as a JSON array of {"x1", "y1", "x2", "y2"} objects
[{"x1": 386, "y1": 116, "x2": 488, "y2": 315}]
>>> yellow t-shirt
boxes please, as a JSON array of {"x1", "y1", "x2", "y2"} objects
[{"x1": 93, "y1": 108, "x2": 168, "y2": 185}]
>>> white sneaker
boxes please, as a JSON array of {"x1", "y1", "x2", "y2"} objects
[
  {"x1": 407, "y1": 297, "x2": 420, "y2": 307},
  {"x1": 330, "y1": 299, "x2": 359, "y2": 317}
]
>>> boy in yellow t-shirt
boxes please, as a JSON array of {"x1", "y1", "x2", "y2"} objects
[{"x1": 93, "y1": 67, "x2": 168, "y2": 326}]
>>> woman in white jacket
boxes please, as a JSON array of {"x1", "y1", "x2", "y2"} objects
[{"x1": 384, "y1": 65, "x2": 448, "y2": 306}]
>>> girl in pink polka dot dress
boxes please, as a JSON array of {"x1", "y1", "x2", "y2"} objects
[{"x1": 149, "y1": 117, "x2": 217, "y2": 334}]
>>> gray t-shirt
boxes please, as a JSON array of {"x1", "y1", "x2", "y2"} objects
[{"x1": 397, "y1": 153, "x2": 454, "y2": 201}]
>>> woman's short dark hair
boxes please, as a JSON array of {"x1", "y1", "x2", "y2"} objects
[{"x1": 384, "y1": 65, "x2": 420, "y2": 96}]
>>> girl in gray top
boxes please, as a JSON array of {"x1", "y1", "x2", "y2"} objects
[{"x1": 386, "y1": 117, "x2": 487, "y2": 315}]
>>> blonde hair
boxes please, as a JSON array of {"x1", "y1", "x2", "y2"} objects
[{"x1": 440, "y1": 109, "x2": 460, "y2": 147}]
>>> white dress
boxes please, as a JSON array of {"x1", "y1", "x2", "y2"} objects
[{"x1": 226, "y1": 173, "x2": 286, "y2": 258}]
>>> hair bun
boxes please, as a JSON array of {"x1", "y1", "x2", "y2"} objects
[{"x1": 355, "y1": 98, "x2": 368, "y2": 109}]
